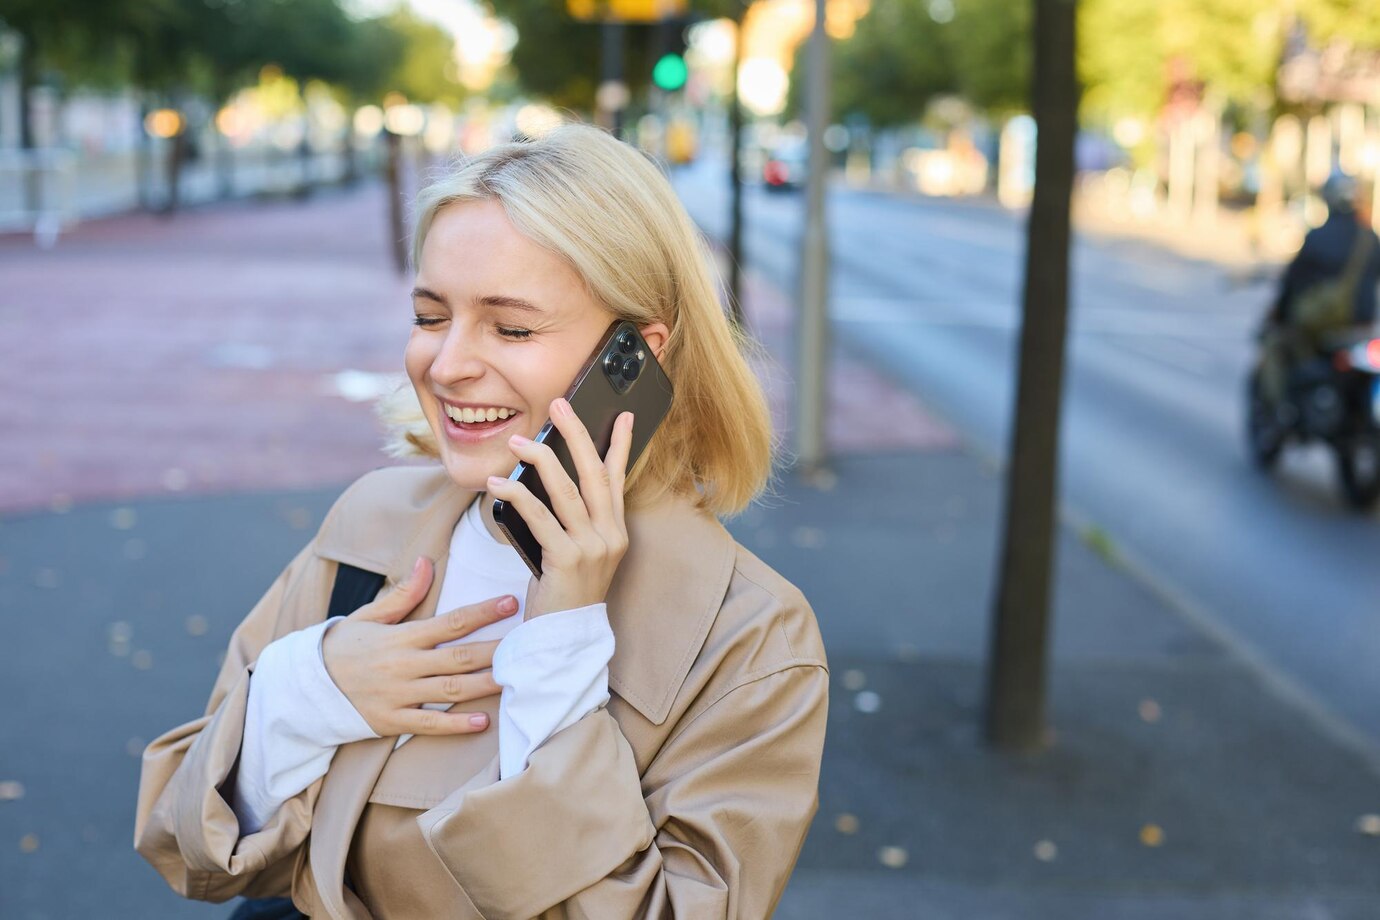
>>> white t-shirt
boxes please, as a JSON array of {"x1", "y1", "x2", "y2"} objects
[{"x1": 231, "y1": 499, "x2": 615, "y2": 835}]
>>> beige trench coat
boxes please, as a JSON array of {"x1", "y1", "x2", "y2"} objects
[{"x1": 134, "y1": 465, "x2": 829, "y2": 919}]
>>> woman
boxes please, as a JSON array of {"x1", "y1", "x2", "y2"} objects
[{"x1": 135, "y1": 124, "x2": 828, "y2": 919}]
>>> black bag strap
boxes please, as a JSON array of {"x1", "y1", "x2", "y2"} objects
[
  {"x1": 327, "y1": 563, "x2": 389, "y2": 619},
  {"x1": 228, "y1": 564, "x2": 386, "y2": 920}
]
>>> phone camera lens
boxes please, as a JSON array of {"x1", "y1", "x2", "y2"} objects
[
  {"x1": 616, "y1": 330, "x2": 638, "y2": 354},
  {"x1": 605, "y1": 353, "x2": 626, "y2": 378},
  {"x1": 621, "y1": 356, "x2": 642, "y2": 381}
]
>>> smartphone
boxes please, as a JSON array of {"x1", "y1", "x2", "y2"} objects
[{"x1": 493, "y1": 320, "x2": 674, "y2": 576}]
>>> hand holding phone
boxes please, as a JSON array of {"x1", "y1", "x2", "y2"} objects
[{"x1": 487, "y1": 321, "x2": 674, "y2": 604}]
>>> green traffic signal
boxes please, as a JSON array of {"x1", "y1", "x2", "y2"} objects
[{"x1": 652, "y1": 53, "x2": 688, "y2": 91}]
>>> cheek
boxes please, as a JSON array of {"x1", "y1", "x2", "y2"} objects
[{"x1": 404, "y1": 334, "x2": 433, "y2": 385}]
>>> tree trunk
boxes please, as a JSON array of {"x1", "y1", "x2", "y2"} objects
[
  {"x1": 726, "y1": 4, "x2": 746, "y2": 328},
  {"x1": 162, "y1": 107, "x2": 186, "y2": 217},
  {"x1": 214, "y1": 82, "x2": 235, "y2": 200},
  {"x1": 136, "y1": 95, "x2": 153, "y2": 211},
  {"x1": 342, "y1": 121, "x2": 359, "y2": 187},
  {"x1": 984, "y1": 0, "x2": 1079, "y2": 753},
  {"x1": 296, "y1": 90, "x2": 314, "y2": 200},
  {"x1": 17, "y1": 30, "x2": 41, "y2": 217}
]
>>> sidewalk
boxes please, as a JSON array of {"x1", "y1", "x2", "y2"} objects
[
  {"x1": 0, "y1": 183, "x2": 1377, "y2": 918},
  {"x1": 844, "y1": 170, "x2": 1299, "y2": 272}
]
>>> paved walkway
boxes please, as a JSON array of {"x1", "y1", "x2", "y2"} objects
[
  {"x1": 0, "y1": 183, "x2": 953, "y2": 516},
  {"x1": 0, "y1": 181, "x2": 1376, "y2": 919}
]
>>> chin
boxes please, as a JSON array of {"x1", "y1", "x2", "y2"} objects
[{"x1": 438, "y1": 447, "x2": 511, "y2": 492}]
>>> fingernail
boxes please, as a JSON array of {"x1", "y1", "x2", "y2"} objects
[
  {"x1": 509, "y1": 434, "x2": 531, "y2": 446},
  {"x1": 487, "y1": 476, "x2": 505, "y2": 488},
  {"x1": 498, "y1": 596, "x2": 518, "y2": 614},
  {"x1": 469, "y1": 714, "x2": 489, "y2": 728},
  {"x1": 555, "y1": 398, "x2": 570, "y2": 415}
]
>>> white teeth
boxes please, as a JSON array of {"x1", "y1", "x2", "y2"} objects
[{"x1": 443, "y1": 404, "x2": 515, "y2": 424}]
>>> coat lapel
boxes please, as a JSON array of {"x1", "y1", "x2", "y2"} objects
[{"x1": 604, "y1": 497, "x2": 738, "y2": 724}]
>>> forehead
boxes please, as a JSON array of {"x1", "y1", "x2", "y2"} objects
[{"x1": 416, "y1": 200, "x2": 590, "y2": 310}]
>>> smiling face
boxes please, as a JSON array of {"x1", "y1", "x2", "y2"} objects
[{"x1": 405, "y1": 199, "x2": 616, "y2": 491}]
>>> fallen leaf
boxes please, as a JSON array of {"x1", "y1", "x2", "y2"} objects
[
  {"x1": 877, "y1": 846, "x2": 908, "y2": 869},
  {"x1": 840, "y1": 669, "x2": 866, "y2": 692},
  {"x1": 854, "y1": 691, "x2": 881, "y2": 714}
]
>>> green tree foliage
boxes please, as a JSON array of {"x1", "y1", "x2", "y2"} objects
[
  {"x1": 483, "y1": 0, "x2": 741, "y2": 110},
  {"x1": 948, "y1": 0, "x2": 1029, "y2": 114},
  {"x1": 1301, "y1": 0, "x2": 1380, "y2": 47},
  {"x1": 0, "y1": 0, "x2": 454, "y2": 107},
  {"x1": 379, "y1": 6, "x2": 466, "y2": 105},
  {"x1": 486, "y1": 0, "x2": 601, "y2": 108},
  {"x1": 828, "y1": 0, "x2": 1380, "y2": 130},
  {"x1": 802, "y1": 0, "x2": 956, "y2": 128}
]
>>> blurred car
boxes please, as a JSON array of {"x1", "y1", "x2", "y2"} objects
[{"x1": 763, "y1": 141, "x2": 808, "y2": 192}]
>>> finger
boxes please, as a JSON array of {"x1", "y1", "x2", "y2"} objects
[
  {"x1": 548, "y1": 397, "x2": 615, "y2": 530},
  {"x1": 351, "y1": 556, "x2": 432, "y2": 624},
  {"x1": 409, "y1": 671, "x2": 502, "y2": 706},
  {"x1": 487, "y1": 475, "x2": 576, "y2": 563},
  {"x1": 412, "y1": 639, "x2": 502, "y2": 678},
  {"x1": 605, "y1": 412, "x2": 635, "y2": 520},
  {"x1": 405, "y1": 593, "x2": 516, "y2": 648},
  {"x1": 393, "y1": 707, "x2": 491, "y2": 736},
  {"x1": 507, "y1": 432, "x2": 592, "y2": 534}
]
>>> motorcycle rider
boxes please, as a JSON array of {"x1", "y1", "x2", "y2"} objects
[{"x1": 1259, "y1": 172, "x2": 1380, "y2": 410}]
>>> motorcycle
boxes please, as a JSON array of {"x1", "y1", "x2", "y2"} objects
[{"x1": 1247, "y1": 328, "x2": 1380, "y2": 511}]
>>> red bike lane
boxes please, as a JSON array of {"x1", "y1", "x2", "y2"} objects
[{"x1": 0, "y1": 182, "x2": 953, "y2": 515}]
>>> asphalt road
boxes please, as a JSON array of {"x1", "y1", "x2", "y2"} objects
[{"x1": 671, "y1": 158, "x2": 1380, "y2": 747}]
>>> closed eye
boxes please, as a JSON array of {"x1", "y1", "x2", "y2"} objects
[{"x1": 497, "y1": 326, "x2": 533, "y2": 339}]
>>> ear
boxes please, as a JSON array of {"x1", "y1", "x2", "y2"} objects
[{"x1": 639, "y1": 322, "x2": 670, "y2": 362}]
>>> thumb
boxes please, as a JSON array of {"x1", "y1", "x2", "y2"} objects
[{"x1": 351, "y1": 556, "x2": 432, "y2": 624}]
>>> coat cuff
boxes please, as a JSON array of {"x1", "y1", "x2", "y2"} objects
[
  {"x1": 416, "y1": 707, "x2": 653, "y2": 919},
  {"x1": 141, "y1": 668, "x2": 317, "y2": 899},
  {"x1": 492, "y1": 604, "x2": 614, "y2": 780}
]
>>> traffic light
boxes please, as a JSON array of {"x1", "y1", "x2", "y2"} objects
[
  {"x1": 652, "y1": 53, "x2": 688, "y2": 91},
  {"x1": 651, "y1": 17, "x2": 689, "y2": 92}
]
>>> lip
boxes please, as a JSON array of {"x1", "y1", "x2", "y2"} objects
[{"x1": 435, "y1": 397, "x2": 522, "y2": 445}]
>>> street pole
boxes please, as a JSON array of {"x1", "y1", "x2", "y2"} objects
[
  {"x1": 796, "y1": 0, "x2": 830, "y2": 475},
  {"x1": 384, "y1": 128, "x2": 407, "y2": 274},
  {"x1": 726, "y1": 4, "x2": 746, "y2": 328},
  {"x1": 598, "y1": 22, "x2": 627, "y2": 138}
]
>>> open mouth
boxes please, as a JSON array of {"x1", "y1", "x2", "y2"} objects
[{"x1": 440, "y1": 403, "x2": 521, "y2": 436}]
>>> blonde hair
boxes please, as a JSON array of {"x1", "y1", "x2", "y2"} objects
[{"x1": 379, "y1": 123, "x2": 773, "y2": 517}]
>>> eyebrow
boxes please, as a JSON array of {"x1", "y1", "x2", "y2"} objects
[{"x1": 411, "y1": 287, "x2": 543, "y2": 314}]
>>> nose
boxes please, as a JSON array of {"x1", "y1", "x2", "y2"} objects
[{"x1": 429, "y1": 323, "x2": 487, "y2": 387}]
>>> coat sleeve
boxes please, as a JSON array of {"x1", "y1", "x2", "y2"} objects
[
  {"x1": 416, "y1": 663, "x2": 829, "y2": 920},
  {"x1": 133, "y1": 541, "x2": 333, "y2": 903}
]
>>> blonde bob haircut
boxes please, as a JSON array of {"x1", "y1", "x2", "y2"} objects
[{"x1": 379, "y1": 123, "x2": 773, "y2": 517}]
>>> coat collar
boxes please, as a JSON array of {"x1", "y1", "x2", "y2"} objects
[{"x1": 312, "y1": 464, "x2": 738, "y2": 725}]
